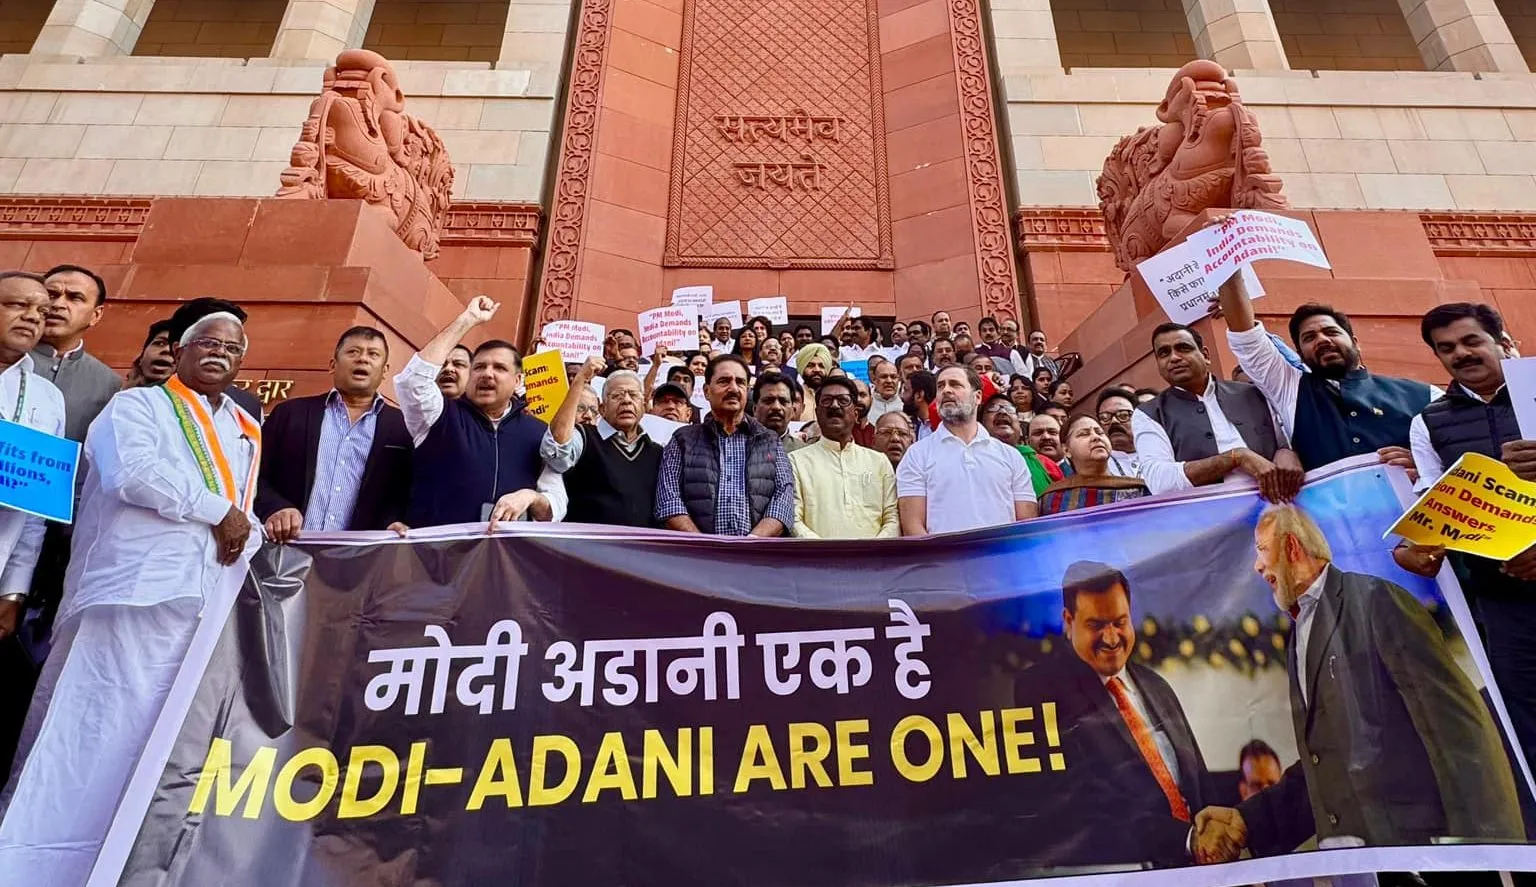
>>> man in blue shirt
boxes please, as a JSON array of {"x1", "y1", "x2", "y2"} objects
[{"x1": 256, "y1": 326, "x2": 414, "y2": 539}]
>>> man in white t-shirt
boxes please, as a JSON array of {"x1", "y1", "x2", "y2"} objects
[{"x1": 897, "y1": 365, "x2": 1037, "y2": 535}]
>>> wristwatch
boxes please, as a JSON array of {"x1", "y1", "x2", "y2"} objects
[{"x1": 0, "y1": 592, "x2": 26, "y2": 604}]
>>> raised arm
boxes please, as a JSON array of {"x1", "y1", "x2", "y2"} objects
[
  {"x1": 551, "y1": 357, "x2": 605, "y2": 447},
  {"x1": 395, "y1": 296, "x2": 500, "y2": 446},
  {"x1": 423, "y1": 295, "x2": 499, "y2": 366}
]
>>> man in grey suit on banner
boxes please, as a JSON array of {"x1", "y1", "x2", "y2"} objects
[{"x1": 1194, "y1": 504, "x2": 1523, "y2": 862}]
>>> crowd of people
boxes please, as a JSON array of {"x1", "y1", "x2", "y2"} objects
[{"x1": 0, "y1": 222, "x2": 1533, "y2": 884}]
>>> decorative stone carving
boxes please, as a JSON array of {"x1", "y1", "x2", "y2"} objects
[
  {"x1": 1096, "y1": 60, "x2": 1288, "y2": 273},
  {"x1": 276, "y1": 50, "x2": 455, "y2": 260},
  {"x1": 664, "y1": 0, "x2": 893, "y2": 270}
]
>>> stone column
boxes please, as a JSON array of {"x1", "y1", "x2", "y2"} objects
[
  {"x1": 1182, "y1": 0, "x2": 1290, "y2": 70},
  {"x1": 1400, "y1": 0, "x2": 1529, "y2": 72},
  {"x1": 30, "y1": 0, "x2": 156, "y2": 56},
  {"x1": 270, "y1": 0, "x2": 377, "y2": 60},
  {"x1": 496, "y1": 0, "x2": 575, "y2": 92},
  {"x1": 989, "y1": 0, "x2": 1064, "y2": 73}
]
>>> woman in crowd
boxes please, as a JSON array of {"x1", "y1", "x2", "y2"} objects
[
  {"x1": 1039, "y1": 415, "x2": 1147, "y2": 515},
  {"x1": 746, "y1": 315, "x2": 774, "y2": 345},
  {"x1": 1030, "y1": 366, "x2": 1054, "y2": 414},
  {"x1": 1048, "y1": 378, "x2": 1074, "y2": 411},
  {"x1": 777, "y1": 330, "x2": 797, "y2": 359},
  {"x1": 697, "y1": 326, "x2": 713, "y2": 354},
  {"x1": 1008, "y1": 374, "x2": 1034, "y2": 416},
  {"x1": 735, "y1": 327, "x2": 760, "y2": 371}
]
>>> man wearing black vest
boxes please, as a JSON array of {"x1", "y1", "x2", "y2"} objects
[
  {"x1": 1133, "y1": 323, "x2": 1303, "y2": 502},
  {"x1": 392, "y1": 296, "x2": 566, "y2": 529},
  {"x1": 542, "y1": 358, "x2": 661, "y2": 527},
  {"x1": 654, "y1": 353, "x2": 794, "y2": 536},
  {"x1": 1217, "y1": 268, "x2": 1438, "y2": 472},
  {"x1": 1398, "y1": 302, "x2": 1536, "y2": 771}
]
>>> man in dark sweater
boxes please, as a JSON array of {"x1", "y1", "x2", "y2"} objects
[
  {"x1": 392, "y1": 296, "x2": 565, "y2": 530},
  {"x1": 655, "y1": 354, "x2": 794, "y2": 536},
  {"x1": 1396, "y1": 303, "x2": 1536, "y2": 772},
  {"x1": 541, "y1": 358, "x2": 661, "y2": 527}
]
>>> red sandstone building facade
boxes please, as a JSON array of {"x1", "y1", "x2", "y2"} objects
[{"x1": 2, "y1": 0, "x2": 1536, "y2": 407}]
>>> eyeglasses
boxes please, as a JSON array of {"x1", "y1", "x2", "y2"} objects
[
  {"x1": 188, "y1": 337, "x2": 245, "y2": 357},
  {"x1": 818, "y1": 395, "x2": 853, "y2": 409},
  {"x1": 875, "y1": 427, "x2": 913, "y2": 440},
  {"x1": 1098, "y1": 409, "x2": 1134, "y2": 424},
  {"x1": 576, "y1": 405, "x2": 600, "y2": 417}
]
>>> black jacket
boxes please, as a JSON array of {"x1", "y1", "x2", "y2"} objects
[
  {"x1": 255, "y1": 393, "x2": 413, "y2": 531},
  {"x1": 1012, "y1": 647, "x2": 1213, "y2": 869}
]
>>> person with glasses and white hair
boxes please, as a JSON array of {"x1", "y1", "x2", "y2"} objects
[
  {"x1": 542, "y1": 359, "x2": 663, "y2": 527},
  {"x1": 0, "y1": 308, "x2": 260, "y2": 886}
]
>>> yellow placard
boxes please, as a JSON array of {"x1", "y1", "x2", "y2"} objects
[
  {"x1": 1387, "y1": 451, "x2": 1536, "y2": 560},
  {"x1": 522, "y1": 348, "x2": 570, "y2": 424}
]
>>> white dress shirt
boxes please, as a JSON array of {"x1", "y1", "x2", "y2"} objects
[
  {"x1": 896, "y1": 423, "x2": 1035, "y2": 534},
  {"x1": 1132, "y1": 379, "x2": 1256, "y2": 495},
  {"x1": 1227, "y1": 323, "x2": 1444, "y2": 439},
  {"x1": 0, "y1": 357, "x2": 65, "y2": 596},
  {"x1": 392, "y1": 354, "x2": 568, "y2": 521},
  {"x1": 868, "y1": 394, "x2": 904, "y2": 423},
  {"x1": 1101, "y1": 669, "x2": 1181, "y2": 785},
  {"x1": 59, "y1": 384, "x2": 259, "y2": 627},
  {"x1": 1291, "y1": 568, "x2": 1330, "y2": 706},
  {"x1": 1408, "y1": 382, "x2": 1498, "y2": 493}
]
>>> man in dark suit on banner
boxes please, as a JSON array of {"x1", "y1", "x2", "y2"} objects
[
  {"x1": 1196, "y1": 504, "x2": 1523, "y2": 861},
  {"x1": 256, "y1": 326, "x2": 413, "y2": 539},
  {"x1": 1015, "y1": 560, "x2": 1214, "y2": 869}
]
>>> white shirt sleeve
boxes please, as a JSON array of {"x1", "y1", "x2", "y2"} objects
[
  {"x1": 540, "y1": 425, "x2": 586, "y2": 473},
  {"x1": 1226, "y1": 323, "x2": 1302, "y2": 438},
  {"x1": 1009, "y1": 447, "x2": 1037, "y2": 503},
  {"x1": 1131, "y1": 409, "x2": 1195, "y2": 495},
  {"x1": 0, "y1": 401, "x2": 64, "y2": 595},
  {"x1": 393, "y1": 354, "x2": 446, "y2": 447},
  {"x1": 896, "y1": 444, "x2": 926, "y2": 498},
  {"x1": 90, "y1": 392, "x2": 232, "y2": 526},
  {"x1": 536, "y1": 465, "x2": 568, "y2": 522},
  {"x1": 1408, "y1": 413, "x2": 1444, "y2": 494}
]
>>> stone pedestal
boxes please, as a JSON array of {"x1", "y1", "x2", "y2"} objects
[
  {"x1": 1057, "y1": 209, "x2": 1490, "y2": 402},
  {"x1": 67, "y1": 197, "x2": 497, "y2": 405}
]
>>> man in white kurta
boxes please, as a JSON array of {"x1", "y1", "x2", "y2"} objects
[{"x1": 0, "y1": 313, "x2": 259, "y2": 887}]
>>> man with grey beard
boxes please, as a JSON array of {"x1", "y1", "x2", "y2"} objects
[{"x1": 896, "y1": 364, "x2": 1037, "y2": 535}]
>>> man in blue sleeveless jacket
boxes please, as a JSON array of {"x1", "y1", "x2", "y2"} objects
[
  {"x1": 392, "y1": 296, "x2": 566, "y2": 529},
  {"x1": 1218, "y1": 269, "x2": 1439, "y2": 472}
]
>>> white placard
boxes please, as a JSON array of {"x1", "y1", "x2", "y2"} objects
[
  {"x1": 702, "y1": 300, "x2": 744, "y2": 330},
  {"x1": 638, "y1": 306, "x2": 699, "y2": 357},
  {"x1": 1186, "y1": 210, "x2": 1331, "y2": 289},
  {"x1": 820, "y1": 306, "x2": 860, "y2": 335},
  {"x1": 538, "y1": 320, "x2": 605, "y2": 363},
  {"x1": 1138, "y1": 245, "x2": 1267, "y2": 326},
  {"x1": 748, "y1": 296, "x2": 790, "y2": 326},
  {"x1": 1505, "y1": 357, "x2": 1536, "y2": 439},
  {"x1": 671, "y1": 285, "x2": 714, "y2": 312}
]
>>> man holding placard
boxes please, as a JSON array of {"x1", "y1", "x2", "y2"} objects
[
  {"x1": 0, "y1": 307, "x2": 250, "y2": 885},
  {"x1": 1396, "y1": 302, "x2": 1536, "y2": 769},
  {"x1": 1216, "y1": 245, "x2": 1436, "y2": 471}
]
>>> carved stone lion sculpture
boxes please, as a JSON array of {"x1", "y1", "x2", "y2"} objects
[
  {"x1": 277, "y1": 49, "x2": 455, "y2": 260},
  {"x1": 1096, "y1": 60, "x2": 1288, "y2": 273}
]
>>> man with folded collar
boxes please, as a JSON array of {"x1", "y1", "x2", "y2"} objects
[
  {"x1": 543, "y1": 358, "x2": 662, "y2": 527},
  {"x1": 256, "y1": 326, "x2": 413, "y2": 540}
]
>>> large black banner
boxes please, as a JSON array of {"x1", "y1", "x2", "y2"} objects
[{"x1": 89, "y1": 459, "x2": 1536, "y2": 886}]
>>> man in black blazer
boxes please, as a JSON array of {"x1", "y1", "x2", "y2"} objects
[
  {"x1": 1014, "y1": 561, "x2": 1214, "y2": 869},
  {"x1": 1197, "y1": 504, "x2": 1523, "y2": 861},
  {"x1": 256, "y1": 326, "x2": 413, "y2": 537}
]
